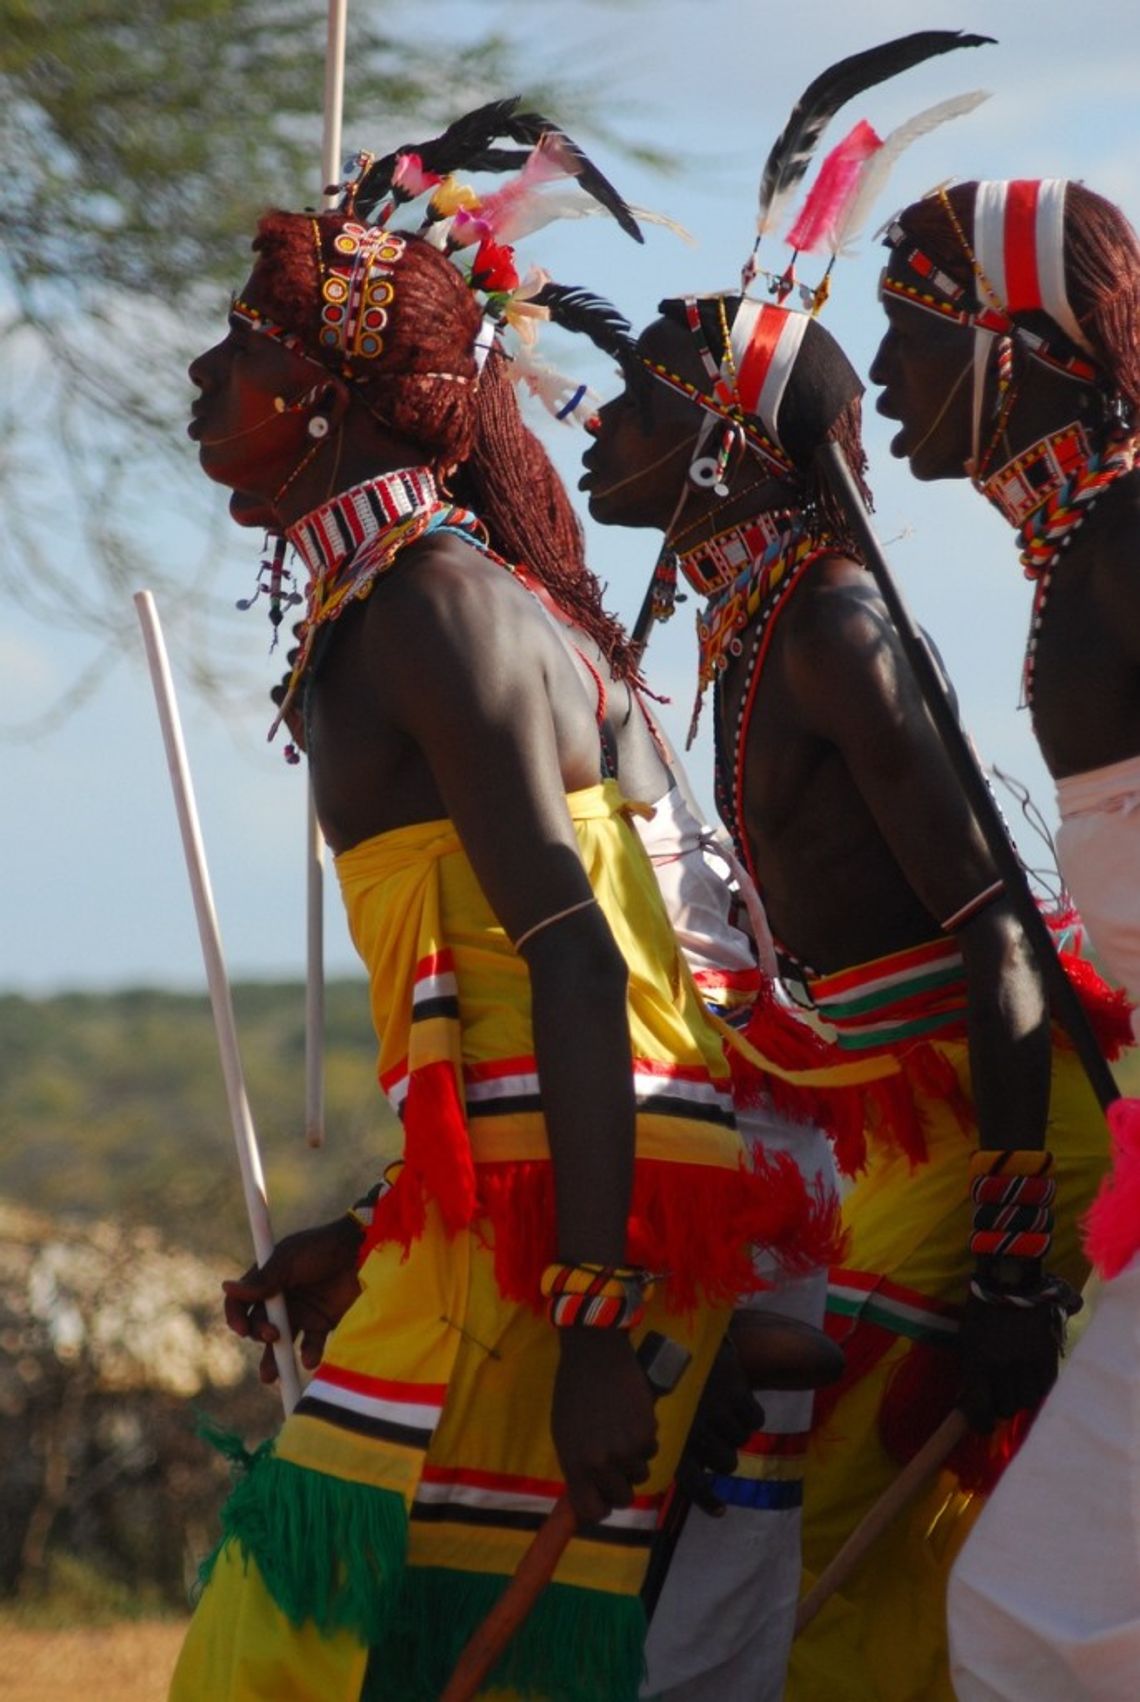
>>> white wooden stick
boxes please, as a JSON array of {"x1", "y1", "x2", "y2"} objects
[
  {"x1": 794, "y1": 1407, "x2": 968, "y2": 1635},
  {"x1": 301, "y1": 0, "x2": 349, "y2": 1150},
  {"x1": 134, "y1": 590, "x2": 302, "y2": 1413},
  {"x1": 305, "y1": 785, "x2": 325, "y2": 1148},
  {"x1": 320, "y1": 0, "x2": 348, "y2": 209}
]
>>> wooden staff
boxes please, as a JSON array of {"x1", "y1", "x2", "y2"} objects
[
  {"x1": 818, "y1": 440, "x2": 1119, "y2": 1113},
  {"x1": 794, "y1": 1407, "x2": 968, "y2": 1634},
  {"x1": 303, "y1": 0, "x2": 349, "y2": 1150},
  {"x1": 134, "y1": 591, "x2": 301, "y2": 1412},
  {"x1": 440, "y1": 1332, "x2": 691, "y2": 1702}
]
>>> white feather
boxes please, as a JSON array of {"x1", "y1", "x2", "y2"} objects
[
  {"x1": 493, "y1": 186, "x2": 696, "y2": 245},
  {"x1": 831, "y1": 91, "x2": 989, "y2": 257}
]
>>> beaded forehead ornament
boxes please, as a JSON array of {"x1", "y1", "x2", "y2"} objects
[{"x1": 316, "y1": 221, "x2": 405, "y2": 364}]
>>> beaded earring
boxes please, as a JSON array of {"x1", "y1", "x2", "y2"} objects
[{"x1": 235, "y1": 535, "x2": 303, "y2": 651}]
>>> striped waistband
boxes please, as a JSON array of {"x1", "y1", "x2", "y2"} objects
[{"x1": 806, "y1": 936, "x2": 968, "y2": 1051}]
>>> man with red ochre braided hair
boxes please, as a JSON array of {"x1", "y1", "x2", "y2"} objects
[
  {"x1": 874, "y1": 179, "x2": 1140, "y2": 1701},
  {"x1": 582, "y1": 287, "x2": 1122, "y2": 1701},
  {"x1": 171, "y1": 194, "x2": 839, "y2": 1702}
]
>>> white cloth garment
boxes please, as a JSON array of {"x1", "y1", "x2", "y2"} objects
[
  {"x1": 948, "y1": 752, "x2": 1140, "y2": 1701},
  {"x1": 635, "y1": 786, "x2": 837, "y2": 1702}
]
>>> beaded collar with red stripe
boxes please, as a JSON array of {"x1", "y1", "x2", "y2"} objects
[
  {"x1": 270, "y1": 467, "x2": 485, "y2": 735},
  {"x1": 678, "y1": 509, "x2": 833, "y2": 742}
]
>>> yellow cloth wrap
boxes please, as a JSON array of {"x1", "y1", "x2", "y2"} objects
[
  {"x1": 331, "y1": 780, "x2": 836, "y2": 1311},
  {"x1": 173, "y1": 782, "x2": 770, "y2": 1702},
  {"x1": 787, "y1": 1038, "x2": 1109, "y2": 1702},
  {"x1": 334, "y1": 780, "x2": 734, "y2": 1163},
  {"x1": 172, "y1": 1205, "x2": 727, "y2": 1702}
]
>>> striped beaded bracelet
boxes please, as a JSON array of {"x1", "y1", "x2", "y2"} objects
[
  {"x1": 967, "y1": 1148, "x2": 1056, "y2": 1262},
  {"x1": 540, "y1": 1261, "x2": 656, "y2": 1330}
]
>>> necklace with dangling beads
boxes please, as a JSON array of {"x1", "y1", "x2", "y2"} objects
[
  {"x1": 678, "y1": 509, "x2": 833, "y2": 745},
  {"x1": 976, "y1": 423, "x2": 1137, "y2": 710}
]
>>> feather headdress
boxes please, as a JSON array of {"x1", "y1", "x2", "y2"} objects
[
  {"x1": 748, "y1": 29, "x2": 994, "y2": 287},
  {"x1": 783, "y1": 91, "x2": 990, "y2": 265},
  {"x1": 353, "y1": 97, "x2": 643, "y2": 242},
  {"x1": 531, "y1": 283, "x2": 637, "y2": 368}
]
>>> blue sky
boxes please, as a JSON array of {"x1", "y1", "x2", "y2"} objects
[{"x1": 5, "y1": 0, "x2": 1140, "y2": 993}]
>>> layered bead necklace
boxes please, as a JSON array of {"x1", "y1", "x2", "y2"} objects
[
  {"x1": 675, "y1": 507, "x2": 834, "y2": 746},
  {"x1": 269, "y1": 466, "x2": 486, "y2": 735},
  {"x1": 975, "y1": 422, "x2": 1137, "y2": 709}
]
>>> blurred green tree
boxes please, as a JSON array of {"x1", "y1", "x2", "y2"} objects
[{"x1": 0, "y1": 0, "x2": 655, "y2": 725}]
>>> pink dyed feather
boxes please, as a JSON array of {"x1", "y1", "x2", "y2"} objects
[
  {"x1": 474, "y1": 133, "x2": 575, "y2": 243},
  {"x1": 1084, "y1": 1096, "x2": 1140, "y2": 1279},
  {"x1": 784, "y1": 119, "x2": 882, "y2": 254}
]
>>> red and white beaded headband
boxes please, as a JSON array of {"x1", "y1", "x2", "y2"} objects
[
  {"x1": 642, "y1": 296, "x2": 800, "y2": 483},
  {"x1": 882, "y1": 179, "x2": 1100, "y2": 464}
]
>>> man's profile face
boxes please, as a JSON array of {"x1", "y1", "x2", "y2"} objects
[
  {"x1": 870, "y1": 264, "x2": 975, "y2": 481},
  {"x1": 580, "y1": 317, "x2": 707, "y2": 531},
  {"x1": 187, "y1": 271, "x2": 324, "y2": 522}
]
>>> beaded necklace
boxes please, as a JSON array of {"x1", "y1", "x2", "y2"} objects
[
  {"x1": 680, "y1": 511, "x2": 830, "y2": 744},
  {"x1": 705, "y1": 532, "x2": 833, "y2": 870},
  {"x1": 974, "y1": 425, "x2": 1137, "y2": 709},
  {"x1": 269, "y1": 466, "x2": 486, "y2": 734}
]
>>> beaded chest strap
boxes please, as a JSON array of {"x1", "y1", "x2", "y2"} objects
[{"x1": 681, "y1": 513, "x2": 830, "y2": 742}]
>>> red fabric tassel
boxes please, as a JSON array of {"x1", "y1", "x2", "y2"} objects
[
  {"x1": 470, "y1": 1150, "x2": 844, "y2": 1313},
  {"x1": 734, "y1": 987, "x2": 880, "y2": 1177},
  {"x1": 365, "y1": 1061, "x2": 475, "y2": 1261},
  {"x1": 1084, "y1": 1095, "x2": 1140, "y2": 1278},
  {"x1": 1056, "y1": 947, "x2": 1135, "y2": 1060}
]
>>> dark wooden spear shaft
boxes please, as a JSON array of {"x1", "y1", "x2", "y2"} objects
[{"x1": 818, "y1": 437, "x2": 1118, "y2": 1113}]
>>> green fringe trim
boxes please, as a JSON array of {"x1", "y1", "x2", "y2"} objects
[
  {"x1": 363, "y1": 1563, "x2": 647, "y2": 1702},
  {"x1": 198, "y1": 1445, "x2": 409, "y2": 1647}
]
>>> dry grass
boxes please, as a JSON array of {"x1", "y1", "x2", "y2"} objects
[{"x1": 0, "y1": 1620, "x2": 187, "y2": 1702}]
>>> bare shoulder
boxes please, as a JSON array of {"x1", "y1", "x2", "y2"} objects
[
  {"x1": 362, "y1": 532, "x2": 529, "y2": 669},
  {"x1": 1089, "y1": 472, "x2": 1140, "y2": 655},
  {"x1": 781, "y1": 554, "x2": 894, "y2": 677}
]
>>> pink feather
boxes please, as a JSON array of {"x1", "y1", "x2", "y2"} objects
[
  {"x1": 1084, "y1": 1096, "x2": 1140, "y2": 1279},
  {"x1": 474, "y1": 134, "x2": 574, "y2": 243},
  {"x1": 784, "y1": 119, "x2": 882, "y2": 254}
]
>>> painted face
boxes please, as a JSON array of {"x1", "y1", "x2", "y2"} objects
[
  {"x1": 870, "y1": 261, "x2": 976, "y2": 481},
  {"x1": 187, "y1": 273, "x2": 326, "y2": 514},
  {"x1": 580, "y1": 317, "x2": 708, "y2": 530}
]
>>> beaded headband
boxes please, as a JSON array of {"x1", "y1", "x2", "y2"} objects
[{"x1": 881, "y1": 180, "x2": 1103, "y2": 465}]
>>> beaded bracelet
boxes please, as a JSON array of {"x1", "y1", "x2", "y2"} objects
[
  {"x1": 540, "y1": 1261, "x2": 656, "y2": 1331},
  {"x1": 967, "y1": 1148, "x2": 1056, "y2": 1262}
]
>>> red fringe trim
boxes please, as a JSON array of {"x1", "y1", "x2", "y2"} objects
[
  {"x1": 1056, "y1": 946, "x2": 1135, "y2": 1061},
  {"x1": 734, "y1": 988, "x2": 973, "y2": 1177},
  {"x1": 370, "y1": 1150, "x2": 845, "y2": 1313},
  {"x1": 361, "y1": 1061, "x2": 475, "y2": 1261},
  {"x1": 1084, "y1": 1095, "x2": 1140, "y2": 1278}
]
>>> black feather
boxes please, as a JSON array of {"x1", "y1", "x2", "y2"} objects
[
  {"x1": 352, "y1": 98, "x2": 643, "y2": 246},
  {"x1": 758, "y1": 31, "x2": 996, "y2": 232},
  {"x1": 498, "y1": 109, "x2": 644, "y2": 243},
  {"x1": 354, "y1": 97, "x2": 524, "y2": 218},
  {"x1": 534, "y1": 282, "x2": 637, "y2": 364}
]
